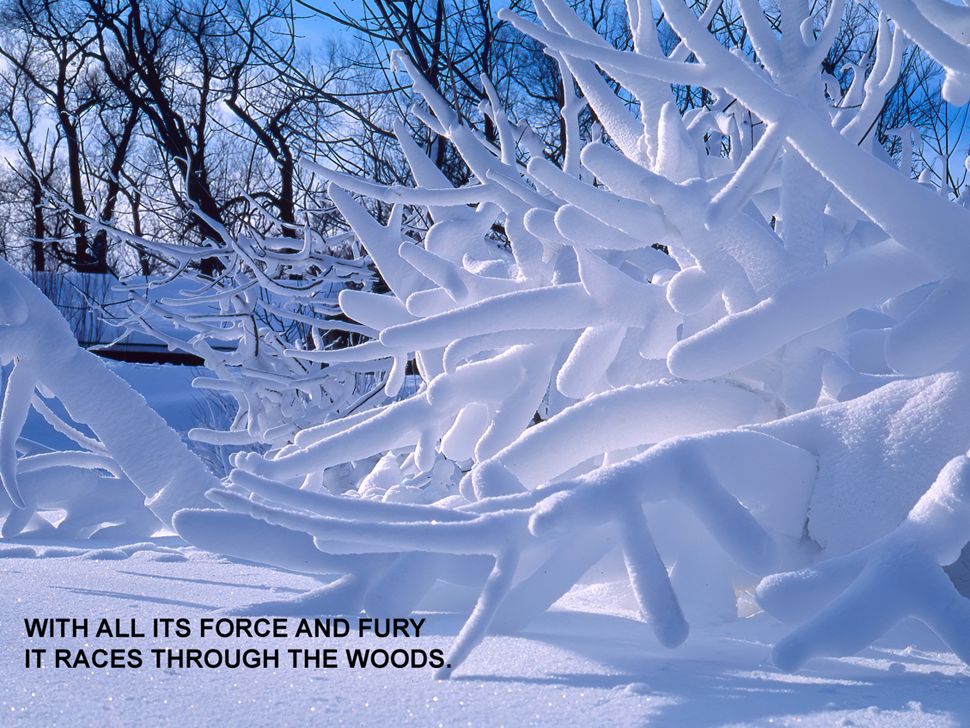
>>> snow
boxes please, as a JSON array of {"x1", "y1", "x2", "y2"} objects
[
  {"x1": 668, "y1": 241, "x2": 938, "y2": 381},
  {"x1": 1, "y1": 258, "x2": 215, "y2": 533},
  {"x1": 1, "y1": 548, "x2": 968, "y2": 727},
  {"x1": 3, "y1": 0, "x2": 970, "y2": 720},
  {"x1": 753, "y1": 372, "x2": 970, "y2": 555}
]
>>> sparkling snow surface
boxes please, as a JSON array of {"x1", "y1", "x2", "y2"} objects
[{"x1": 1, "y1": 546, "x2": 967, "y2": 727}]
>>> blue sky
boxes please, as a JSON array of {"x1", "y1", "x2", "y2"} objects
[{"x1": 292, "y1": 1, "x2": 362, "y2": 48}]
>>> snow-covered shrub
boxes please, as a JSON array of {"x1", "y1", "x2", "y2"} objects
[
  {"x1": 104, "y1": 216, "x2": 381, "y2": 453},
  {"x1": 4, "y1": 0, "x2": 970, "y2": 678},
  {"x1": 171, "y1": 0, "x2": 970, "y2": 676},
  {"x1": 0, "y1": 257, "x2": 216, "y2": 538}
]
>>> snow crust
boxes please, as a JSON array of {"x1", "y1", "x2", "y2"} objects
[{"x1": 2, "y1": 550, "x2": 969, "y2": 727}]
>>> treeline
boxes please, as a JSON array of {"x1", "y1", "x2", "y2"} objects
[
  {"x1": 0, "y1": 0, "x2": 387, "y2": 275},
  {"x1": 0, "y1": 0, "x2": 961, "y2": 277}
]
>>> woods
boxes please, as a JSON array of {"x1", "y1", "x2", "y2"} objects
[{"x1": 2, "y1": 1, "x2": 963, "y2": 278}]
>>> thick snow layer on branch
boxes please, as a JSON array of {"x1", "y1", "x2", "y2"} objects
[
  {"x1": 668, "y1": 241, "x2": 938, "y2": 380},
  {"x1": 753, "y1": 372, "x2": 970, "y2": 554},
  {"x1": 485, "y1": 380, "x2": 776, "y2": 489},
  {"x1": 0, "y1": 260, "x2": 214, "y2": 534},
  {"x1": 758, "y1": 450, "x2": 970, "y2": 671}
]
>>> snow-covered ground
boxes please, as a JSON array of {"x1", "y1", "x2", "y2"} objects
[{"x1": 1, "y1": 542, "x2": 967, "y2": 727}]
